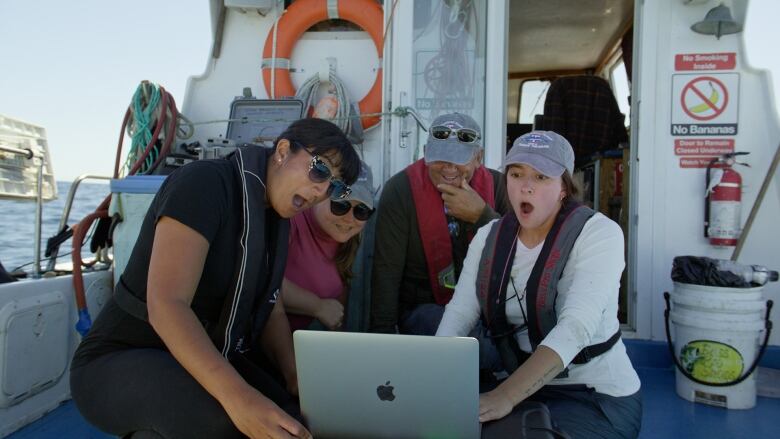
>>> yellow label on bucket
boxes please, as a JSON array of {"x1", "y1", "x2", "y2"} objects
[{"x1": 680, "y1": 340, "x2": 744, "y2": 383}]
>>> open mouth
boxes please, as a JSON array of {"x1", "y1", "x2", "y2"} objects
[
  {"x1": 293, "y1": 194, "x2": 306, "y2": 210},
  {"x1": 520, "y1": 201, "x2": 534, "y2": 215}
]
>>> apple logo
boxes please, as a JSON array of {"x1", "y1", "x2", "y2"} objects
[{"x1": 376, "y1": 381, "x2": 395, "y2": 401}]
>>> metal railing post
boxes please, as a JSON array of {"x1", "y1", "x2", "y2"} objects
[
  {"x1": 45, "y1": 174, "x2": 112, "y2": 272},
  {"x1": 33, "y1": 157, "x2": 44, "y2": 278}
]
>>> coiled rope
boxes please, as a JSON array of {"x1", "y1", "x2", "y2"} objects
[
  {"x1": 119, "y1": 82, "x2": 179, "y2": 176},
  {"x1": 72, "y1": 81, "x2": 180, "y2": 336},
  {"x1": 295, "y1": 70, "x2": 352, "y2": 135}
]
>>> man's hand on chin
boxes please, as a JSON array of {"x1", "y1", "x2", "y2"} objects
[{"x1": 437, "y1": 179, "x2": 486, "y2": 224}]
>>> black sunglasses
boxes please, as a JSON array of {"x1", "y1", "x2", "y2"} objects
[
  {"x1": 330, "y1": 199, "x2": 374, "y2": 221},
  {"x1": 301, "y1": 147, "x2": 351, "y2": 199},
  {"x1": 430, "y1": 125, "x2": 480, "y2": 144}
]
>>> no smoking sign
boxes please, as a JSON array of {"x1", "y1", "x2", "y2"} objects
[{"x1": 671, "y1": 73, "x2": 739, "y2": 136}]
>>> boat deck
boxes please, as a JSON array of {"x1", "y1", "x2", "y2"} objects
[{"x1": 8, "y1": 340, "x2": 780, "y2": 439}]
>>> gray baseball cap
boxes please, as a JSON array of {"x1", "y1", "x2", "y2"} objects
[
  {"x1": 342, "y1": 161, "x2": 375, "y2": 209},
  {"x1": 424, "y1": 113, "x2": 482, "y2": 166},
  {"x1": 503, "y1": 131, "x2": 575, "y2": 177}
]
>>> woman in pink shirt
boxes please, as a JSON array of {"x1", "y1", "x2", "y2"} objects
[{"x1": 283, "y1": 162, "x2": 374, "y2": 331}]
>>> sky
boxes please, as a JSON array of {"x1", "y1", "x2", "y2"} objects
[
  {"x1": 1, "y1": 0, "x2": 211, "y2": 182},
  {"x1": 1, "y1": 0, "x2": 779, "y2": 182}
]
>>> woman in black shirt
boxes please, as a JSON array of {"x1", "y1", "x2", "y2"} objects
[{"x1": 70, "y1": 118, "x2": 359, "y2": 439}]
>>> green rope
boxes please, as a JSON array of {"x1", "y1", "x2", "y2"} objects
[{"x1": 125, "y1": 83, "x2": 161, "y2": 174}]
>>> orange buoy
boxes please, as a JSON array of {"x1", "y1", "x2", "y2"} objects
[{"x1": 261, "y1": 0, "x2": 383, "y2": 129}]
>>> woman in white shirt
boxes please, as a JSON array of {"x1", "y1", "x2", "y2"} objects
[{"x1": 437, "y1": 131, "x2": 641, "y2": 439}]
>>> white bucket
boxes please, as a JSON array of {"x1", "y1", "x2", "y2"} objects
[
  {"x1": 668, "y1": 283, "x2": 768, "y2": 409},
  {"x1": 673, "y1": 281, "x2": 765, "y2": 302}
]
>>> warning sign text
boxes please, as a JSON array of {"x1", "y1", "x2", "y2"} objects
[
  {"x1": 674, "y1": 139, "x2": 734, "y2": 156},
  {"x1": 675, "y1": 53, "x2": 736, "y2": 71}
]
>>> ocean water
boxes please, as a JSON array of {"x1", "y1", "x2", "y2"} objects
[{"x1": 0, "y1": 181, "x2": 110, "y2": 273}]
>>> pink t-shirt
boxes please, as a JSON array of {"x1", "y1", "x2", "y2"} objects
[{"x1": 285, "y1": 208, "x2": 343, "y2": 330}]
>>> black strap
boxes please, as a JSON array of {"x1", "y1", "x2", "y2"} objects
[
  {"x1": 482, "y1": 214, "x2": 526, "y2": 373},
  {"x1": 45, "y1": 226, "x2": 73, "y2": 257},
  {"x1": 571, "y1": 330, "x2": 622, "y2": 364},
  {"x1": 114, "y1": 276, "x2": 149, "y2": 321}
]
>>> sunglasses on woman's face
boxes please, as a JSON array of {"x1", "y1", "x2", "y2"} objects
[
  {"x1": 430, "y1": 126, "x2": 480, "y2": 144},
  {"x1": 330, "y1": 199, "x2": 374, "y2": 221},
  {"x1": 303, "y1": 148, "x2": 351, "y2": 199}
]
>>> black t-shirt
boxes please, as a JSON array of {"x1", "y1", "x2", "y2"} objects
[
  {"x1": 72, "y1": 159, "x2": 251, "y2": 367},
  {"x1": 122, "y1": 160, "x2": 241, "y2": 324}
]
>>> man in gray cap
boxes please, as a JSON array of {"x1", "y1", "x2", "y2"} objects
[{"x1": 370, "y1": 113, "x2": 509, "y2": 336}]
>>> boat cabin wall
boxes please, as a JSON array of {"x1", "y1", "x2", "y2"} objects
[
  {"x1": 181, "y1": 2, "x2": 385, "y2": 180},
  {"x1": 633, "y1": 0, "x2": 780, "y2": 344}
]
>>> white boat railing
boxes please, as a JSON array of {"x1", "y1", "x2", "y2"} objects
[
  {"x1": 0, "y1": 144, "x2": 45, "y2": 278},
  {"x1": 44, "y1": 174, "x2": 112, "y2": 274}
]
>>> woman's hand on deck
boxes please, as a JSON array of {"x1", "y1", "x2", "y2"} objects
[
  {"x1": 224, "y1": 386, "x2": 312, "y2": 439},
  {"x1": 478, "y1": 388, "x2": 515, "y2": 423},
  {"x1": 316, "y1": 298, "x2": 345, "y2": 330}
]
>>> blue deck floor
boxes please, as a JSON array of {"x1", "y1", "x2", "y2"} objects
[{"x1": 8, "y1": 340, "x2": 780, "y2": 439}]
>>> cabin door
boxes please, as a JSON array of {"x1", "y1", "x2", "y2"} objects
[{"x1": 383, "y1": 0, "x2": 508, "y2": 179}]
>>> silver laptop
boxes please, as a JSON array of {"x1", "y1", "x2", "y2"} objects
[{"x1": 294, "y1": 331, "x2": 481, "y2": 439}]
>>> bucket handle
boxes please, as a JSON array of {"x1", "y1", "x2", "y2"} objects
[{"x1": 663, "y1": 292, "x2": 773, "y2": 387}]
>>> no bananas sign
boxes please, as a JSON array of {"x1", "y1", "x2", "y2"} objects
[{"x1": 671, "y1": 73, "x2": 739, "y2": 136}]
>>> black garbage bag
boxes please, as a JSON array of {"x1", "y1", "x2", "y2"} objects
[{"x1": 672, "y1": 256, "x2": 751, "y2": 288}]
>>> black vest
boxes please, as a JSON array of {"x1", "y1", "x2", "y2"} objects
[{"x1": 115, "y1": 146, "x2": 289, "y2": 359}]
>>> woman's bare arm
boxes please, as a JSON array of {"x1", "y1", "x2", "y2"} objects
[
  {"x1": 281, "y1": 278, "x2": 344, "y2": 329},
  {"x1": 260, "y1": 295, "x2": 300, "y2": 395},
  {"x1": 478, "y1": 346, "x2": 564, "y2": 423},
  {"x1": 147, "y1": 217, "x2": 310, "y2": 439}
]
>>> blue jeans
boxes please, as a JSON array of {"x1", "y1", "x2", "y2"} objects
[
  {"x1": 399, "y1": 303, "x2": 502, "y2": 371},
  {"x1": 483, "y1": 384, "x2": 642, "y2": 439}
]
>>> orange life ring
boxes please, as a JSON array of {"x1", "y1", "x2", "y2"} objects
[{"x1": 261, "y1": 0, "x2": 384, "y2": 130}]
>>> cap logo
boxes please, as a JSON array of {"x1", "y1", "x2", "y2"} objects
[
  {"x1": 520, "y1": 133, "x2": 554, "y2": 149},
  {"x1": 443, "y1": 121, "x2": 463, "y2": 129}
]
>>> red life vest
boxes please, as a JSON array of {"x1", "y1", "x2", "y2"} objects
[{"x1": 405, "y1": 159, "x2": 495, "y2": 305}]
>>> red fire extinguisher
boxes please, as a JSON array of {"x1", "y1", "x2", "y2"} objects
[{"x1": 705, "y1": 152, "x2": 750, "y2": 246}]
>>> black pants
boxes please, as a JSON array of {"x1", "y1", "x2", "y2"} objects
[{"x1": 70, "y1": 348, "x2": 300, "y2": 439}]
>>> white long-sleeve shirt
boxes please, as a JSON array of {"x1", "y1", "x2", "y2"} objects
[{"x1": 437, "y1": 213, "x2": 641, "y2": 397}]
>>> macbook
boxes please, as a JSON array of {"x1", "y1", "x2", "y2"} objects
[{"x1": 294, "y1": 330, "x2": 480, "y2": 439}]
